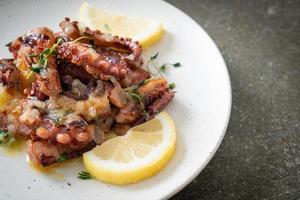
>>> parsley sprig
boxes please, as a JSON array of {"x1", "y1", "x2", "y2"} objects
[
  {"x1": 30, "y1": 38, "x2": 62, "y2": 73},
  {"x1": 78, "y1": 171, "x2": 92, "y2": 180}
]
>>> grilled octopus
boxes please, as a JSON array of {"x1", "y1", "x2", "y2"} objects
[
  {"x1": 0, "y1": 18, "x2": 175, "y2": 166},
  {"x1": 9, "y1": 27, "x2": 62, "y2": 98},
  {"x1": 58, "y1": 18, "x2": 149, "y2": 87},
  {"x1": 0, "y1": 59, "x2": 20, "y2": 87}
]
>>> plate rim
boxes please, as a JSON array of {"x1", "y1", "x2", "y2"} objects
[{"x1": 160, "y1": 1, "x2": 232, "y2": 199}]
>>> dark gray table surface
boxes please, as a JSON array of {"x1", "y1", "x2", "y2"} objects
[{"x1": 165, "y1": 0, "x2": 300, "y2": 199}]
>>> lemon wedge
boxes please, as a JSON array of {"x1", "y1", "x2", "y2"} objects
[
  {"x1": 83, "y1": 111, "x2": 176, "y2": 184},
  {"x1": 79, "y1": 2, "x2": 164, "y2": 48}
]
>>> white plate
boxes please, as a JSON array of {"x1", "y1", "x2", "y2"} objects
[{"x1": 0, "y1": 0, "x2": 231, "y2": 199}]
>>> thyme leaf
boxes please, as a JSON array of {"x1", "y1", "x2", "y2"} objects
[
  {"x1": 169, "y1": 83, "x2": 176, "y2": 90},
  {"x1": 140, "y1": 78, "x2": 151, "y2": 85},
  {"x1": 130, "y1": 92, "x2": 143, "y2": 102},
  {"x1": 103, "y1": 24, "x2": 110, "y2": 31},
  {"x1": 145, "y1": 52, "x2": 181, "y2": 77},
  {"x1": 58, "y1": 152, "x2": 68, "y2": 162},
  {"x1": 78, "y1": 171, "x2": 92, "y2": 180},
  {"x1": 28, "y1": 54, "x2": 38, "y2": 58},
  {"x1": 159, "y1": 64, "x2": 166, "y2": 72},
  {"x1": 145, "y1": 53, "x2": 163, "y2": 77},
  {"x1": 5, "y1": 41, "x2": 12, "y2": 47},
  {"x1": 173, "y1": 62, "x2": 181, "y2": 67},
  {"x1": 0, "y1": 130, "x2": 15, "y2": 146},
  {"x1": 150, "y1": 52, "x2": 159, "y2": 60},
  {"x1": 30, "y1": 38, "x2": 62, "y2": 73},
  {"x1": 128, "y1": 90, "x2": 148, "y2": 118},
  {"x1": 31, "y1": 63, "x2": 44, "y2": 73},
  {"x1": 159, "y1": 62, "x2": 181, "y2": 72}
]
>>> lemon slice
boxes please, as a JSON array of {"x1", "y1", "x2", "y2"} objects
[
  {"x1": 83, "y1": 111, "x2": 176, "y2": 184},
  {"x1": 79, "y1": 2, "x2": 164, "y2": 48}
]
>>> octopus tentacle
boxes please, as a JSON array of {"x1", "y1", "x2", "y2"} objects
[
  {"x1": 59, "y1": 18, "x2": 143, "y2": 65},
  {"x1": 58, "y1": 41, "x2": 129, "y2": 79},
  {"x1": 8, "y1": 36, "x2": 23, "y2": 59},
  {"x1": 59, "y1": 18, "x2": 81, "y2": 40},
  {"x1": 36, "y1": 56, "x2": 62, "y2": 97},
  {"x1": 84, "y1": 28, "x2": 142, "y2": 63},
  {"x1": 58, "y1": 19, "x2": 150, "y2": 86},
  {"x1": 27, "y1": 139, "x2": 97, "y2": 166},
  {"x1": 139, "y1": 79, "x2": 175, "y2": 120},
  {"x1": 24, "y1": 27, "x2": 62, "y2": 97},
  {"x1": 137, "y1": 78, "x2": 170, "y2": 104},
  {"x1": 24, "y1": 110, "x2": 99, "y2": 166},
  {"x1": 114, "y1": 78, "x2": 174, "y2": 128},
  {"x1": 24, "y1": 27, "x2": 56, "y2": 50},
  {"x1": 0, "y1": 59, "x2": 20, "y2": 87}
]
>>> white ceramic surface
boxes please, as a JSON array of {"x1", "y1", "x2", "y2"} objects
[{"x1": 0, "y1": 0, "x2": 231, "y2": 199}]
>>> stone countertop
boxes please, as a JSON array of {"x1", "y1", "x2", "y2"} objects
[{"x1": 165, "y1": 0, "x2": 300, "y2": 199}]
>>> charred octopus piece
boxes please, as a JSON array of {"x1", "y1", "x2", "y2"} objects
[
  {"x1": 59, "y1": 18, "x2": 143, "y2": 63},
  {"x1": 58, "y1": 18, "x2": 149, "y2": 86},
  {"x1": 58, "y1": 41, "x2": 129, "y2": 79},
  {"x1": 0, "y1": 59, "x2": 20, "y2": 87},
  {"x1": 27, "y1": 115, "x2": 101, "y2": 166}
]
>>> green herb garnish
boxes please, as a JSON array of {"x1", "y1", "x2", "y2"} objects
[
  {"x1": 28, "y1": 54, "x2": 38, "y2": 58},
  {"x1": 145, "y1": 52, "x2": 182, "y2": 77},
  {"x1": 30, "y1": 38, "x2": 62, "y2": 73},
  {"x1": 130, "y1": 91, "x2": 144, "y2": 102},
  {"x1": 103, "y1": 24, "x2": 110, "y2": 31},
  {"x1": 48, "y1": 109, "x2": 68, "y2": 125},
  {"x1": 31, "y1": 65, "x2": 44, "y2": 73},
  {"x1": 128, "y1": 90, "x2": 149, "y2": 119},
  {"x1": 5, "y1": 41, "x2": 12, "y2": 47},
  {"x1": 78, "y1": 171, "x2": 92, "y2": 180},
  {"x1": 124, "y1": 79, "x2": 151, "y2": 92},
  {"x1": 173, "y1": 62, "x2": 181, "y2": 67},
  {"x1": 58, "y1": 152, "x2": 68, "y2": 162},
  {"x1": 169, "y1": 83, "x2": 176, "y2": 90},
  {"x1": 159, "y1": 64, "x2": 166, "y2": 72},
  {"x1": 0, "y1": 130, "x2": 15, "y2": 146},
  {"x1": 145, "y1": 52, "x2": 164, "y2": 77},
  {"x1": 150, "y1": 52, "x2": 159, "y2": 60},
  {"x1": 159, "y1": 62, "x2": 181, "y2": 72},
  {"x1": 141, "y1": 78, "x2": 151, "y2": 85}
]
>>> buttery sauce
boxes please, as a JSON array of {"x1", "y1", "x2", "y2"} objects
[
  {"x1": 3, "y1": 137, "x2": 26, "y2": 156},
  {"x1": 2, "y1": 132, "x2": 115, "y2": 180},
  {"x1": 27, "y1": 156, "x2": 83, "y2": 180},
  {"x1": 27, "y1": 160, "x2": 66, "y2": 180},
  {"x1": 1, "y1": 138, "x2": 81, "y2": 181}
]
